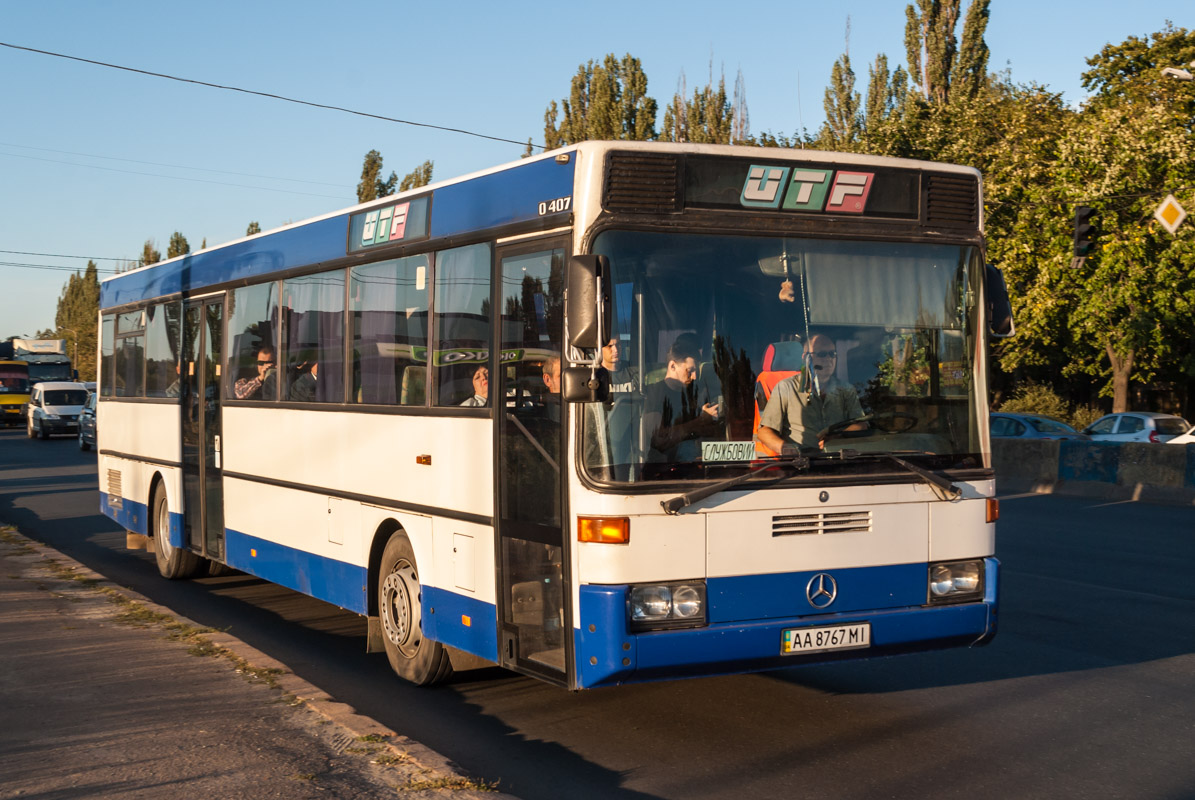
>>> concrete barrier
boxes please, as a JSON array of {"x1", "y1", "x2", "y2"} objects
[{"x1": 992, "y1": 439, "x2": 1195, "y2": 506}]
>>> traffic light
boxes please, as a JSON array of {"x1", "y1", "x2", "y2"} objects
[{"x1": 1073, "y1": 206, "x2": 1097, "y2": 257}]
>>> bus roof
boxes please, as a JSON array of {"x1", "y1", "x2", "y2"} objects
[{"x1": 100, "y1": 142, "x2": 981, "y2": 311}]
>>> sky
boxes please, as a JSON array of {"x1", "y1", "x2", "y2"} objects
[{"x1": 0, "y1": 1, "x2": 1186, "y2": 340}]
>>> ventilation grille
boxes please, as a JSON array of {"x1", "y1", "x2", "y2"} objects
[
  {"x1": 603, "y1": 152, "x2": 681, "y2": 213},
  {"x1": 772, "y1": 510, "x2": 871, "y2": 536},
  {"x1": 925, "y1": 174, "x2": 979, "y2": 228},
  {"x1": 107, "y1": 469, "x2": 123, "y2": 507}
]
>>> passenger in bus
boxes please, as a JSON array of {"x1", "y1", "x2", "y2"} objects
[
  {"x1": 756, "y1": 332, "x2": 865, "y2": 452},
  {"x1": 601, "y1": 338, "x2": 638, "y2": 394},
  {"x1": 234, "y1": 345, "x2": 277, "y2": 400},
  {"x1": 459, "y1": 364, "x2": 488, "y2": 407},
  {"x1": 541, "y1": 355, "x2": 561, "y2": 424},
  {"x1": 290, "y1": 362, "x2": 318, "y2": 402},
  {"x1": 643, "y1": 338, "x2": 720, "y2": 463}
]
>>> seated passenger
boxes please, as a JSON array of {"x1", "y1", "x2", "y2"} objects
[
  {"x1": 234, "y1": 345, "x2": 277, "y2": 400},
  {"x1": 290, "y1": 362, "x2": 318, "y2": 402},
  {"x1": 601, "y1": 338, "x2": 639, "y2": 394},
  {"x1": 756, "y1": 332, "x2": 864, "y2": 452},
  {"x1": 459, "y1": 364, "x2": 489, "y2": 407},
  {"x1": 643, "y1": 338, "x2": 720, "y2": 463}
]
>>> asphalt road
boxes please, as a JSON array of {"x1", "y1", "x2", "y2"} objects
[{"x1": 2, "y1": 427, "x2": 1193, "y2": 800}]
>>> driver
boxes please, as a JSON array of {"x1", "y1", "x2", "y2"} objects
[{"x1": 756, "y1": 332, "x2": 865, "y2": 452}]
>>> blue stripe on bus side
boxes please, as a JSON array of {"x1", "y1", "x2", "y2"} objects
[
  {"x1": 429, "y1": 157, "x2": 575, "y2": 239},
  {"x1": 707, "y1": 563, "x2": 928, "y2": 623},
  {"x1": 100, "y1": 491, "x2": 148, "y2": 535},
  {"x1": 423, "y1": 586, "x2": 499, "y2": 663},
  {"x1": 224, "y1": 529, "x2": 369, "y2": 615}
]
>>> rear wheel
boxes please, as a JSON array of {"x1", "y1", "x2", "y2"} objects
[
  {"x1": 152, "y1": 487, "x2": 202, "y2": 579},
  {"x1": 378, "y1": 534, "x2": 452, "y2": 686},
  {"x1": 78, "y1": 430, "x2": 91, "y2": 451}
]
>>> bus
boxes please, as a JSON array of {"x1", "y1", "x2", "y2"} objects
[
  {"x1": 97, "y1": 142, "x2": 1013, "y2": 689},
  {"x1": 0, "y1": 360, "x2": 31, "y2": 426}
]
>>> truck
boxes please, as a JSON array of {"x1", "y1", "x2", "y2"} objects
[{"x1": 11, "y1": 338, "x2": 74, "y2": 386}]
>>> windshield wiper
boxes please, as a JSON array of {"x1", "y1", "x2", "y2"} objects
[
  {"x1": 834, "y1": 449, "x2": 961, "y2": 500},
  {"x1": 661, "y1": 453, "x2": 810, "y2": 515}
]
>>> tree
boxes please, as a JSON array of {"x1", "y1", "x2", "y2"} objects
[
  {"x1": 820, "y1": 52, "x2": 862, "y2": 148},
  {"x1": 662, "y1": 66, "x2": 735, "y2": 144},
  {"x1": 167, "y1": 232, "x2": 190, "y2": 259},
  {"x1": 357, "y1": 150, "x2": 397, "y2": 203},
  {"x1": 864, "y1": 54, "x2": 907, "y2": 133},
  {"x1": 246, "y1": 221, "x2": 261, "y2": 235},
  {"x1": 544, "y1": 54, "x2": 658, "y2": 145},
  {"x1": 399, "y1": 160, "x2": 434, "y2": 192},
  {"x1": 139, "y1": 240, "x2": 161, "y2": 268},
  {"x1": 53, "y1": 261, "x2": 101, "y2": 381},
  {"x1": 953, "y1": 0, "x2": 991, "y2": 101}
]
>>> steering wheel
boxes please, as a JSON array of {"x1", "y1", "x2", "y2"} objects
[{"x1": 870, "y1": 411, "x2": 919, "y2": 433}]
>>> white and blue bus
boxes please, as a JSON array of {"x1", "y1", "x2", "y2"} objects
[{"x1": 97, "y1": 142, "x2": 1012, "y2": 689}]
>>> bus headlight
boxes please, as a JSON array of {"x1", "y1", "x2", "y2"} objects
[
  {"x1": 928, "y1": 560, "x2": 983, "y2": 604},
  {"x1": 629, "y1": 581, "x2": 707, "y2": 630}
]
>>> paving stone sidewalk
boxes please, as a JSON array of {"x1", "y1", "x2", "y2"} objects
[{"x1": 0, "y1": 525, "x2": 513, "y2": 800}]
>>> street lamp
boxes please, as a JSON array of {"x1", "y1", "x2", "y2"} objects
[{"x1": 1162, "y1": 61, "x2": 1195, "y2": 81}]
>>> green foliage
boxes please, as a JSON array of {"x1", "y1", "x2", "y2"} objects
[
  {"x1": 544, "y1": 54, "x2": 658, "y2": 146},
  {"x1": 357, "y1": 150, "x2": 397, "y2": 203},
  {"x1": 399, "y1": 160, "x2": 434, "y2": 192},
  {"x1": 996, "y1": 383, "x2": 1071, "y2": 421},
  {"x1": 820, "y1": 53, "x2": 861, "y2": 148},
  {"x1": 662, "y1": 67, "x2": 735, "y2": 144},
  {"x1": 246, "y1": 221, "x2": 261, "y2": 236},
  {"x1": 53, "y1": 260, "x2": 100, "y2": 381},
  {"x1": 166, "y1": 232, "x2": 189, "y2": 259},
  {"x1": 139, "y1": 240, "x2": 161, "y2": 268}
]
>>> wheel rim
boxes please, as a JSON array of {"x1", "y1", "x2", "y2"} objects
[
  {"x1": 156, "y1": 498, "x2": 174, "y2": 560},
  {"x1": 380, "y1": 559, "x2": 421, "y2": 658}
]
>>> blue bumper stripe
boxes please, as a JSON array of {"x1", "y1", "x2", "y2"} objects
[
  {"x1": 225, "y1": 529, "x2": 369, "y2": 614},
  {"x1": 423, "y1": 586, "x2": 499, "y2": 663}
]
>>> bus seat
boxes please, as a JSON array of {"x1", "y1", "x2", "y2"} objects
[
  {"x1": 400, "y1": 366, "x2": 426, "y2": 405},
  {"x1": 753, "y1": 342, "x2": 805, "y2": 456}
]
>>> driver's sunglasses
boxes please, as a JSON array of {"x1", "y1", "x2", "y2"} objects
[
  {"x1": 809, "y1": 350, "x2": 837, "y2": 358},
  {"x1": 257, "y1": 359, "x2": 275, "y2": 365}
]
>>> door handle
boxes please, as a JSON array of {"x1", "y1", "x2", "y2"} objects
[{"x1": 213, "y1": 434, "x2": 221, "y2": 469}]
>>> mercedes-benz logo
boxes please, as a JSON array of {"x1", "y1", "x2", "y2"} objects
[{"x1": 806, "y1": 573, "x2": 838, "y2": 609}]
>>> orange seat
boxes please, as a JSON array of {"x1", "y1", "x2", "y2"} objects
[{"x1": 752, "y1": 342, "x2": 806, "y2": 457}]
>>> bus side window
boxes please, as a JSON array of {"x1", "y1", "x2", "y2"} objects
[
  {"x1": 227, "y1": 282, "x2": 279, "y2": 401},
  {"x1": 432, "y1": 243, "x2": 492, "y2": 407}
]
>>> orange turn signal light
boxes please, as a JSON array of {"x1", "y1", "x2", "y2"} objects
[
  {"x1": 986, "y1": 497, "x2": 999, "y2": 523},
  {"x1": 578, "y1": 517, "x2": 630, "y2": 544}
]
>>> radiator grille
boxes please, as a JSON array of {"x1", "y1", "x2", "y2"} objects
[
  {"x1": 107, "y1": 469, "x2": 123, "y2": 507},
  {"x1": 925, "y1": 174, "x2": 978, "y2": 228},
  {"x1": 603, "y1": 152, "x2": 681, "y2": 213},
  {"x1": 772, "y1": 510, "x2": 871, "y2": 536}
]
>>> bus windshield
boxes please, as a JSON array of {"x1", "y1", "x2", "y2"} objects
[
  {"x1": 582, "y1": 230, "x2": 984, "y2": 484},
  {"x1": 0, "y1": 366, "x2": 30, "y2": 394}
]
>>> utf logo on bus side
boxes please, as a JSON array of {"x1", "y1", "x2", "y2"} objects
[{"x1": 740, "y1": 166, "x2": 875, "y2": 214}]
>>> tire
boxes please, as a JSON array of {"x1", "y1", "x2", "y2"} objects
[
  {"x1": 78, "y1": 430, "x2": 91, "y2": 451},
  {"x1": 26, "y1": 417, "x2": 34, "y2": 439},
  {"x1": 206, "y1": 559, "x2": 235, "y2": 578},
  {"x1": 378, "y1": 534, "x2": 452, "y2": 686},
  {"x1": 37, "y1": 418, "x2": 48, "y2": 440},
  {"x1": 152, "y1": 487, "x2": 202, "y2": 579}
]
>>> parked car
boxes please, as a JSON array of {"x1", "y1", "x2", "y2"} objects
[
  {"x1": 990, "y1": 412, "x2": 1089, "y2": 440},
  {"x1": 1166, "y1": 424, "x2": 1195, "y2": 445},
  {"x1": 26, "y1": 381, "x2": 89, "y2": 439},
  {"x1": 78, "y1": 391, "x2": 97, "y2": 451},
  {"x1": 1082, "y1": 412, "x2": 1192, "y2": 443}
]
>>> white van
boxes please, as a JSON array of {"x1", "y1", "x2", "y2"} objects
[{"x1": 26, "y1": 381, "x2": 89, "y2": 440}]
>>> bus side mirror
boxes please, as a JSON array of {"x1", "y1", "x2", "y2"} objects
[
  {"x1": 562, "y1": 366, "x2": 610, "y2": 403},
  {"x1": 985, "y1": 264, "x2": 1015, "y2": 338},
  {"x1": 567, "y1": 255, "x2": 611, "y2": 349}
]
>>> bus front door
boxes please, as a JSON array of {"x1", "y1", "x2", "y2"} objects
[
  {"x1": 495, "y1": 242, "x2": 569, "y2": 684},
  {"x1": 181, "y1": 298, "x2": 226, "y2": 563}
]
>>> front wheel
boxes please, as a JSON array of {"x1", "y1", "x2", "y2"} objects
[
  {"x1": 152, "y1": 488, "x2": 202, "y2": 579},
  {"x1": 378, "y1": 534, "x2": 452, "y2": 686},
  {"x1": 26, "y1": 418, "x2": 34, "y2": 439},
  {"x1": 78, "y1": 430, "x2": 91, "y2": 451}
]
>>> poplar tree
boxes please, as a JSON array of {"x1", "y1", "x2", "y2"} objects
[
  {"x1": 544, "y1": 54, "x2": 658, "y2": 145},
  {"x1": 399, "y1": 160, "x2": 434, "y2": 192},
  {"x1": 662, "y1": 67, "x2": 735, "y2": 144},
  {"x1": 167, "y1": 232, "x2": 190, "y2": 259},
  {"x1": 820, "y1": 53, "x2": 862, "y2": 148},
  {"x1": 140, "y1": 240, "x2": 161, "y2": 268},
  {"x1": 246, "y1": 221, "x2": 261, "y2": 235},
  {"x1": 53, "y1": 260, "x2": 101, "y2": 381},
  {"x1": 357, "y1": 150, "x2": 398, "y2": 203}
]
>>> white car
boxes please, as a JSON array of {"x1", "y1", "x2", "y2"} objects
[
  {"x1": 26, "y1": 381, "x2": 89, "y2": 440},
  {"x1": 1083, "y1": 412, "x2": 1192, "y2": 444},
  {"x1": 1168, "y1": 425, "x2": 1195, "y2": 445}
]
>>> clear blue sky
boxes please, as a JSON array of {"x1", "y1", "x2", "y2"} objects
[{"x1": 0, "y1": 1, "x2": 1184, "y2": 339}]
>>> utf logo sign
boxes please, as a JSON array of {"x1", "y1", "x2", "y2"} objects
[{"x1": 740, "y1": 166, "x2": 874, "y2": 214}]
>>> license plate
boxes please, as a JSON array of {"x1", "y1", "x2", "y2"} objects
[{"x1": 781, "y1": 623, "x2": 871, "y2": 655}]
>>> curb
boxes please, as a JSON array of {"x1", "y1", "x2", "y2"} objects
[{"x1": 2, "y1": 527, "x2": 517, "y2": 799}]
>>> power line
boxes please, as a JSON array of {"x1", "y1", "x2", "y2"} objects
[
  {"x1": 0, "y1": 250, "x2": 131, "y2": 262},
  {"x1": 0, "y1": 260, "x2": 120, "y2": 275},
  {"x1": 0, "y1": 141, "x2": 349, "y2": 188},
  {"x1": 0, "y1": 41, "x2": 542, "y2": 151},
  {"x1": 0, "y1": 151, "x2": 352, "y2": 200}
]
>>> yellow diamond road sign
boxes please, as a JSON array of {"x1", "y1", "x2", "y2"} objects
[{"x1": 1155, "y1": 194, "x2": 1186, "y2": 235}]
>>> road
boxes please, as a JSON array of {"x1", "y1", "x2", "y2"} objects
[{"x1": 2, "y1": 427, "x2": 1193, "y2": 799}]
